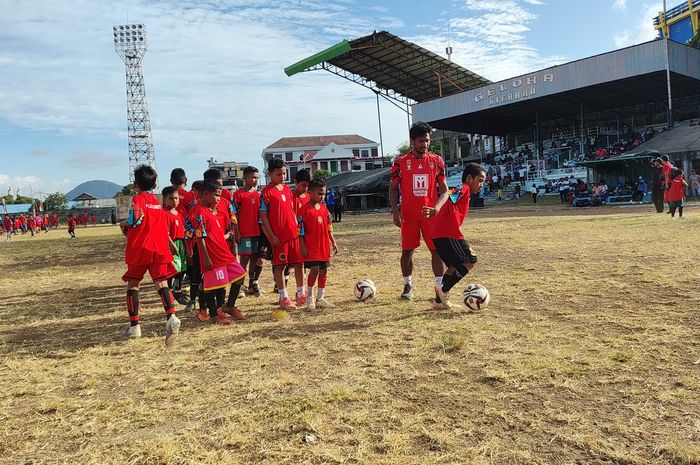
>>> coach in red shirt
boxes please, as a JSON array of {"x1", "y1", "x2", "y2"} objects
[{"x1": 389, "y1": 121, "x2": 448, "y2": 301}]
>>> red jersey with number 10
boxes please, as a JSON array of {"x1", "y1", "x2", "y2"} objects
[
  {"x1": 261, "y1": 184, "x2": 298, "y2": 243},
  {"x1": 391, "y1": 151, "x2": 446, "y2": 221},
  {"x1": 430, "y1": 183, "x2": 472, "y2": 240},
  {"x1": 189, "y1": 205, "x2": 235, "y2": 269}
]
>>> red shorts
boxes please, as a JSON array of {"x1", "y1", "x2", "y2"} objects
[
  {"x1": 272, "y1": 238, "x2": 302, "y2": 266},
  {"x1": 122, "y1": 262, "x2": 177, "y2": 283},
  {"x1": 401, "y1": 218, "x2": 435, "y2": 251}
]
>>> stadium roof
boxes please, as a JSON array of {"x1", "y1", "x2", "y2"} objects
[
  {"x1": 285, "y1": 31, "x2": 491, "y2": 105},
  {"x1": 326, "y1": 167, "x2": 391, "y2": 193},
  {"x1": 413, "y1": 40, "x2": 700, "y2": 135},
  {"x1": 577, "y1": 151, "x2": 657, "y2": 167}
]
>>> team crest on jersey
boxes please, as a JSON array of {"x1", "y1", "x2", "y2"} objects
[
  {"x1": 406, "y1": 159, "x2": 412, "y2": 171},
  {"x1": 429, "y1": 162, "x2": 434, "y2": 169},
  {"x1": 317, "y1": 216, "x2": 323, "y2": 224},
  {"x1": 279, "y1": 252, "x2": 287, "y2": 261},
  {"x1": 412, "y1": 174, "x2": 428, "y2": 197},
  {"x1": 418, "y1": 163, "x2": 423, "y2": 169}
]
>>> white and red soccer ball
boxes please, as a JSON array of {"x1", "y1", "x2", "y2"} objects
[
  {"x1": 354, "y1": 279, "x2": 376, "y2": 301},
  {"x1": 462, "y1": 283, "x2": 490, "y2": 311}
]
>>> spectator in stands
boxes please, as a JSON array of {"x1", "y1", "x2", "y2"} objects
[
  {"x1": 689, "y1": 169, "x2": 700, "y2": 197},
  {"x1": 513, "y1": 183, "x2": 521, "y2": 199},
  {"x1": 633, "y1": 176, "x2": 648, "y2": 202},
  {"x1": 558, "y1": 179, "x2": 569, "y2": 203}
]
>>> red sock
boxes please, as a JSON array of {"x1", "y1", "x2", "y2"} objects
[
  {"x1": 318, "y1": 276, "x2": 327, "y2": 289},
  {"x1": 307, "y1": 275, "x2": 317, "y2": 287}
]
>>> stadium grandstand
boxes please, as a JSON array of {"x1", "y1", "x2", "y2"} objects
[{"x1": 288, "y1": 15, "x2": 700, "y2": 204}]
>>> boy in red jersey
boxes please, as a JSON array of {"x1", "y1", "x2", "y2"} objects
[
  {"x1": 299, "y1": 180, "x2": 339, "y2": 310},
  {"x1": 67, "y1": 214, "x2": 77, "y2": 239},
  {"x1": 162, "y1": 186, "x2": 189, "y2": 304},
  {"x1": 184, "y1": 180, "x2": 206, "y2": 313},
  {"x1": 260, "y1": 158, "x2": 306, "y2": 310},
  {"x1": 190, "y1": 181, "x2": 247, "y2": 323},
  {"x1": 422, "y1": 163, "x2": 485, "y2": 310},
  {"x1": 27, "y1": 215, "x2": 36, "y2": 237},
  {"x1": 233, "y1": 166, "x2": 265, "y2": 297},
  {"x1": 120, "y1": 165, "x2": 181, "y2": 346},
  {"x1": 4, "y1": 215, "x2": 12, "y2": 241},
  {"x1": 667, "y1": 168, "x2": 688, "y2": 220},
  {"x1": 389, "y1": 121, "x2": 447, "y2": 301}
]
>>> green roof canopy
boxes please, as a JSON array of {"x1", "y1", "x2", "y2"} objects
[{"x1": 285, "y1": 40, "x2": 352, "y2": 77}]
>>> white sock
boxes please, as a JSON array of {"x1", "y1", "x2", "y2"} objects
[
  {"x1": 306, "y1": 286, "x2": 314, "y2": 298},
  {"x1": 279, "y1": 288, "x2": 288, "y2": 299},
  {"x1": 296, "y1": 286, "x2": 304, "y2": 296},
  {"x1": 435, "y1": 276, "x2": 443, "y2": 288},
  {"x1": 318, "y1": 287, "x2": 326, "y2": 299},
  {"x1": 403, "y1": 276, "x2": 412, "y2": 285}
]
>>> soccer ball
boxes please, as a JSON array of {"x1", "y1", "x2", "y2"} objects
[
  {"x1": 462, "y1": 284, "x2": 490, "y2": 311},
  {"x1": 354, "y1": 279, "x2": 376, "y2": 301}
]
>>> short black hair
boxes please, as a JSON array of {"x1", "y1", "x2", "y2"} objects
[
  {"x1": 134, "y1": 165, "x2": 158, "y2": 191},
  {"x1": 295, "y1": 169, "x2": 311, "y2": 183},
  {"x1": 309, "y1": 179, "x2": 326, "y2": 191},
  {"x1": 661, "y1": 154, "x2": 669, "y2": 162},
  {"x1": 672, "y1": 168, "x2": 684, "y2": 178},
  {"x1": 462, "y1": 163, "x2": 486, "y2": 183},
  {"x1": 243, "y1": 166, "x2": 259, "y2": 177},
  {"x1": 409, "y1": 121, "x2": 432, "y2": 140},
  {"x1": 162, "y1": 186, "x2": 176, "y2": 198},
  {"x1": 191, "y1": 180, "x2": 204, "y2": 192},
  {"x1": 203, "y1": 168, "x2": 222, "y2": 182},
  {"x1": 268, "y1": 158, "x2": 285, "y2": 173},
  {"x1": 201, "y1": 180, "x2": 222, "y2": 194},
  {"x1": 170, "y1": 168, "x2": 187, "y2": 185}
]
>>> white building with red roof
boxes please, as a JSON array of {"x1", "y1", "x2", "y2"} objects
[{"x1": 261, "y1": 134, "x2": 381, "y2": 183}]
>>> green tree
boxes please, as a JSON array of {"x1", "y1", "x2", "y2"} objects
[
  {"x1": 14, "y1": 195, "x2": 37, "y2": 204},
  {"x1": 395, "y1": 140, "x2": 442, "y2": 157},
  {"x1": 689, "y1": 31, "x2": 700, "y2": 50},
  {"x1": 118, "y1": 184, "x2": 136, "y2": 196},
  {"x1": 44, "y1": 192, "x2": 68, "y2": 211},
  {"x1": 313, "y1": 169, "x2": 332, "y2": 181}
]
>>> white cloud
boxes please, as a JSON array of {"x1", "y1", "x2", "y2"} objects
[
  {"x1": 0, "y1": 174, "x2": 71, "y2": 197},
  {"x1": 523, "y1": 0, "x2": 544, "y2": 5},
  {"x1": 611, "y1": 2, "x2": 662, "y2": 48},
  {"x1": 612, "y1": 0, "x2": 627, "y2": 12},
  {"x1": 411, "y1": 0, "x2": 567, "y2": 81}
]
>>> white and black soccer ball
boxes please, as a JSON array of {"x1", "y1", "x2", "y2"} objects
[
  {"x1": 354, "y1": 279, "x2": 376, "y2": 301},
  {"x1": 462, "y1": 283, "x2": 490, "y2": 311}
]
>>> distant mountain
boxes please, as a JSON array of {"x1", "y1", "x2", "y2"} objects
[{"x1": 66, "y1": 180, "x2": 123, "y2": 200}]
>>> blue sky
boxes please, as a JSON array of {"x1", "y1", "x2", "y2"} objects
[{"x1": 0, "y1": 0, "x2": 663, "y2": 197}]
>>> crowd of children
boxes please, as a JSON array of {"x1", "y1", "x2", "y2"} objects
[
  {"x1": 2, "y1": 212, "x2": 60, "y2": 241},
  {"x1": 120, "y1": 159, "x2": 342, "y2": 344}
]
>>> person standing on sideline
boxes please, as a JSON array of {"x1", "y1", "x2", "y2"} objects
[
  {"x1": 650, "y1": 158, "x2": 664, "y2": 213},
  {"x1": 389, "y1": 121, "x2": 447, "y2": 301},
  {"x1": 530, "y1": 184, "x2": 538, "y2": 203},
  {"x1": 326, "y1": 188, "x2": 335, "y2": 216},
  {"x1": 333, "y1": 188, "x2": 343, "y2": 223},
  {"x1": 689, "y1": 169, "x2": 700, "y2": 197}
]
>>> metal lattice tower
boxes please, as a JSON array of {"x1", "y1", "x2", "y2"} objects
[{"x1": 113, "y1": 24, "x2": 155, "y2": 182}]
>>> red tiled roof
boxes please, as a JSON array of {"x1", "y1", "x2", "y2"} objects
[{"x1": 266, "y1": 134, "x2": 377, "y2": 149}]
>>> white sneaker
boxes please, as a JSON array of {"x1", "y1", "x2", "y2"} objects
[
  {"x1": 431, "y1": 299, "x2": 448, "y2": 311},
  {"x1": 307, "y1": 296, "x2": 316, "y2": 310},
  {"x1": 316, "y1": 298, "x2": 335, "y2": 309},
  {"x1": 123, "y1": 324, "x2": 141, "y2": 338},
  {"x1": 165, "y1": 315, "x2": 181, "y2": 346},
  {"x1": 435, "y1": 286, "x2": 455, "y2": 309}
]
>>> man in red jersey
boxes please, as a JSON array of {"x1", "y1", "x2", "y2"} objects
[
  {"x1": 260, "y1": 158, "x2": 306, "y2": 311},
  {"x1": 423, "y1": 163, "x2": 485, "y2": 310},
  {"x1": 299, "y1": 179, "x2": 339, "y2": 310},
  {"x1": 389, "y1": 121, "x2": 448, "y2": 301},
  {"x1": 120, "y1": 165, "x2": 180, "y2": 346},
  {"x1": 233, "y1": 166, "x2": 265, "y2": 297}
]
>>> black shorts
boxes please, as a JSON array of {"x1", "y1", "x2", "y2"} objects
[
  {"x1": 191, "y1": 243, "x2": 202, "y2": 285},
  {"x1": 432, "y1": 238, "x2": 478, "y2": 268},
  {"x1": 258, "y1": 233, "x2": 273, "y2": 261},
  {"x1": 304, "y1": 261, "x2": 330, "y2": 269}
]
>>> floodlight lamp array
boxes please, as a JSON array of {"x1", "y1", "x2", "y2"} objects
[{"x1": 113, "y1": 24, "x2": 146, "y2": 46}]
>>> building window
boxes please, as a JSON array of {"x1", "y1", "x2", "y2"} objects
[
  {"x1": 352, "y1": 164, "x2": 362, "y2": 171},
  {"x1": 352, "y1": 149, "x2": 360, "y2": 157},
  {"x1": 371, "y1": 148, "x2": 378, "y2": 157},
  {"x1": 330, "y1": 161, "x2": 338, "y2": 173},
  {"x1": 274, "y1": 153, "x2": 283, "y2": 160},
  {"x1": 290, "y1": 166, "x2": 298, "y2": 179},
  {"x1": 285, "y1": 152, "x2": 293, "y2": 161},
  {"x1": 360, "y1": 149, "x2": 370, "y2": 158},
  {"x1": 365, "y1": 162, "x2": 373, "y2": 170},
  {"x1": 264, "y1": 152, "x2": 273, "y2": 160},
  {"x1": 321, "y1": 161, "x2": 329, "y2": 171}
]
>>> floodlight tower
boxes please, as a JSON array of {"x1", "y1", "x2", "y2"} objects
[{"x1": 113, "y1": 24, "x2": 155, "y2": 182}]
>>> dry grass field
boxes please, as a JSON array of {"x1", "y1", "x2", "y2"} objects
[{"x1": 1, "y1": 204, "x2": 699, "y2": 465}]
